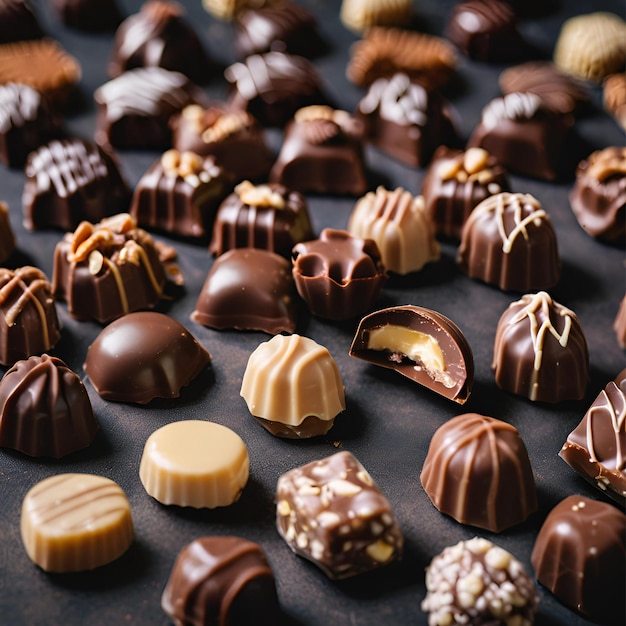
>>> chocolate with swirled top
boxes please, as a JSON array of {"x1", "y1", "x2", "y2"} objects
[{"x1": 0, "y1": 0, "x2": 43, "y2": 44}]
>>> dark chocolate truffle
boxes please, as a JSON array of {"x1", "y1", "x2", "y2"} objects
[
  {"x1": 0, "y1": 354, "x2": 98, "y2": 458},
  {"x1": 52, "y1": 0, "x2": 123, "y2": 31},
  {"x1": 22, "y1": 137, "x2": 130, "y2": 232},
  {"x1": 420, "y1": 413, "x2": 537, "y2": 532},
  {"x1": 191, "y1": 247, "x2": 298, "y2": 334},
  {"x1": 84, "y1": 311, "x2": 211, "y2": 404},
  {"x1": 492, "y1": 291, "x2": 589, "y2": 403},
  {"x1": 0, "y1": 201, "x2": 15, "y2": 264},
  {"x1": 161, "y1": 536, "x2": 281, "y2": 626},
  {"x1": 458, "y1": 192, "x2": 560, "y2": 292},
  {"x1": 531, "y1": 495, "x2": 626, "y2": 624},
  {"x1": 0, "y1": 266, "x2": 61, "y2": 366},
  {"x1": 292, "y1": 228, "x2": 387, "y2": 321},
  {"x1": 0, "y1": 0, "x2": 43, "y2": 44}
]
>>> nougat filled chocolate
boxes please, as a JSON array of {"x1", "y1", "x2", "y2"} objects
[
  {"x1": 276, "y1": 451, "x2": 403, "y2": 578},
  {"x1": 350, "y1": 305, "x2": 473, "y2": 404}
]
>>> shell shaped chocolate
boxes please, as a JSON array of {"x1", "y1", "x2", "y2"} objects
[
  {"x1": 493, "y1": 291, "x2": 589, "y2": 403},
  {"x1": 458, "y1": 192, "x2": 560, "y2": 292},
  {"x1": 420, "y1": 413, "x2": 537, "y2": 532},
  {"x1": 0, "y1": 354, "x2": 98, "y2": 458}
]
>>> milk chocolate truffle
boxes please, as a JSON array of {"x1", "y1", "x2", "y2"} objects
[
  {"x1": 340, "y1": 0, "x2": 413, "y2": 33},
  {"x1": 130, "y1": 150, "x2": 230, "y2": 239},
  {"x1": 225, "y1": 52, "x2": 328, "y2": 128},
  {"x1": 569, "y1": 146, "x2": 625, "y2": 245},
  {"x1": 348, "y1": 187, "x2": 440, "y2": 275},
  {"x1": 458, "y1": 192, "x2": 560, "y2": 292},
  {"x1": 0, "y1": 201, "x2": 15, "y2": 264},
  {"x1": 422, "y1": 537, "x2": 538, "y2": 626},
  {"x1": 493, "y1": 292, "x2": 589, "y2": 403},
  {"x1": 23, "y1": 138, "x2": 130, "y2": 232},
  {"x1": 209, "y1": 180, "x2": 313, "y2": 258},
  {"x1": 422, "y1": 147, "x2": 510, "y2": 240},
  {"x1": 109, "y1": 1, "x2": 213, "y2": 84},
  {"x1": 615, "y1": 295, "x2": 626, "y2": 349},
  {"x1": 531, "y1": 495, "x2": 626, "y2": 624},
  {"x1": 191, "y1": 248, "x2": 298, "y2": 334},
  {"x1": 140, "y1": 420, "x2": 249, "y2": 508},
  {"x1": 0, "y1": 266, "x2": 61, "y2": 367},
  {"x1": 350, "y1": 305, "x2": 474, "y2": 404},
  {"x1": 276, "y1": 451, "x2": 403, "y2": 579},
  {"x1": 356, "y1": 73, "x2": 460, "y2": 168},
  {"x1": 0, "y1": 0, "x2": 43, "y2": 44},
  {"x1": 52, "y1": 0, "x2": 123, "y2": 31},
  {"x1": 21, "y1": 473, "x2": 134, "y2": 573},
  {"x1": 604, "y1": 72, "x2": 626, "y2": 131},
  {"x1": 172, "y1": 105, "x2": 273, "y2": 183},
  {"x1": 84, "y1": 311, "x2": 211, "y2": 404},
  {"x1": 421, "y1": 414, "x2": 537, "y2": 532},
  {"x1": 162, "y1": 537, "x2": 280, "y2": 626},
  {"x1": 292, "y1": 228, "x2": 387, "y2": 321},
  {"x1": 270, "y1": 105, "x2": 367, "y2": 195},
  {"x1": 240, "y1": 334, "x2": 345, "y2": 438},
  {"x1": 52, "y1": 214, "x2": 167, "y2": 323},
  {"x1": 0, "y1": 354, "x2": 98, "y2": 458},
  {"x1": 560, "y1": 376, "x2": 626, "y2": 505}
]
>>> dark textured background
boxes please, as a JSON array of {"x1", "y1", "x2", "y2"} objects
[{"x1": 0, "y1": 1, "x2": 624, "y2": 624}]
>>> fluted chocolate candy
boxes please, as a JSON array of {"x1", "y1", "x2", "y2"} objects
[
  {"x1": 420, "y1": 413, "x2": 537, "y2": 532},
  {"x1": 350, "y1": 305, "x2": 473, "y2": 404},
  {"x1": 161, "y1": 537, "x2": 280, "y2": 626},
  {"x1": 493, "y1": 292, "x2": 589, "y2": 403},
  {"x1": 276, "y1": 451, "x2": 403, "y2": 579},
  {"x1": 0, "y1": 355, "x2": 98, "y2": 458},
  {"x1": 531, "y1": 495, "x2": 626, "y2": 624}
]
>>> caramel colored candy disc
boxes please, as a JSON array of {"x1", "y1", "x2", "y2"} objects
[
  {"x1": 21, "y1": 473, "x2": 134, "y2": 573},
  {"x1": 139, "y1": 420, "x2": 249, "y2": 508}
]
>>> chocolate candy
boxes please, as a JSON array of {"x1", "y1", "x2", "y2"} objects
[
  {"x1": 458, "y1": 192, "x2": 560, "y2": 292},
  {"x1": 0, "y1": 266, "x2": 61, "y2": 367},
  {"x1": 240, "y1": 334, "x2": 345, "y2": 438},
  {"x1": 468, "y1": 92, "x2": 570, "y2": 181},
  {"x1": 422, "y1": 147, "x2": 510, "y2": 240},
  {"x1": 422, "y1": 537, "x2": 538, "y2": 626},
  {"x1": 270, "y1": 105, "x2": 367, "y2": 195},
  {"x1": 21, "y1": 473, "x2": 134, "y2": 572},
  {"x1": 161, "y1": 537, "x2": 281, "y2": 626},
  {"x1": 276, "y1": 450, "x2": 403, "y2": 578},
  {"x1": 191, "y1": 248, "x2": 298, "y2": 334},
  {"x1": 492, "y1": 292, "x2": 589, "y2": 403},
  {"x1": 350, "y1": 305, "x2": 474, "y2": 404},
  {"x1": 52, "y1": 214, "x2": 167, "y2": 323},
  {"x1": 292, "y1": 228, "x2": 387, "y2": 320},
  {"x1": 531, "y1": 495, "x2": 626, "y2": 623},
  {"x1": 0, "y1": 0, "x2": 43, "y2": 44},
  {"x1": 0, "y1": 201, "x2": 15, "y2": 264},
  {"x1": 84, "y1": 311, "x2": 211, "y2": 404},
  {"x1": 348, "y1": 187, "x2": 440, "y2": 275},
  {"x1": 130, "y1": 150, "x2": 230, "y2": 239},
  {"x1": 421, "y1": 413, "x2": 537, "y2": 532},
  {"x1": 0, "y1": 354, "x2": 98, "y2": 458},
  {"x1": 202, "y1": 0, "x2": 255, "y2": 21},
  {"x1": 604, "y1": 72, "x2": 626, "y2": 131},
  {"x1": 53, "y1": 0, "x2": 123, "y2": 31},
  {"x1": 356, "y1": 73, "x2": 459, "y2": 168},
  {"x1": 209, "y1": 180, "x2": 313, "y2": 258},
  {"x1": 23, "y1": 138, "x2": 130, "y2": 232},
  {"x1": 340, "y1": 0, "x2": 413, "y2": 33},
  {"x1": 569, "y1": 146, "x2": 626, "y2": 245},
  {"x1": 172, "y1": 105, "x2": 274, "y2": 183},
  {"x1": 225, "y1": 52, "x2": 328, "y2": 128},
  {"x1": 560, "y1": 376, "x2": 626, "y2": 505},
  {"x1": 109, "y1": 1, "x2": 214, "y2": 84},
  {"x1": 615, "y1": 295, "x2": 626, "y2": 349},
  {"x1": 140, "y1": 420, "x2": 249, "y2": 508}
]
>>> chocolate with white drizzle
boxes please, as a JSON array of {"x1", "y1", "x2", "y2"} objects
[{"x1": 492, "y1": 291, "x2": 589, "y2": 403}]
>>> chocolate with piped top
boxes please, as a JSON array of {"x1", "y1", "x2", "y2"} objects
[
  {"x1": 276, "y1": 450, "x2": 403, "y2": 579},
  {"x1": 53, "y1": 0, "x2": 123, "y2": 31},
  {"x1": 350, "y1": 305, "x2": 474, "y2": 404},
  {"x1": 421, "y1": 413, "x2": 537, "y2": 532},
  {"x1": 161, "y1": 536, "x2": 280, "y2": 626},
  {"x1": 0, "y1": 0, "x2": 43, "y2": 43},
  {"x1": 492, "y1": 291, "x2": 589, "y2": 403},
  {"x1": 531, "y1": 495, "x2": 626, "y2": 624}
]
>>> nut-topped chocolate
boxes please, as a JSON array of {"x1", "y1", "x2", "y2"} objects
[
  {"x1": 493, "y1": 292, "x2": 589, "y2": 403},
  {"x1": 350, "y1": 305, "x2": 474, "y2": 404},
  {"x1": 421, "y1": 413, "x2": 537, "y2": 532},
  {"x1": 292, "y1": 228, "x2": 387, "y2": 321},
  {"x1": 276, "y1": 450, "x2": 403, "y2": 579}
]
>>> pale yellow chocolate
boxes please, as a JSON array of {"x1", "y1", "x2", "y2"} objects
[
  {"x1": 139, "y1": 420, "x2": 249, "y2": 508},
  {"x1": 20, "y1": 473, "x2": 133, "y2": 573}
]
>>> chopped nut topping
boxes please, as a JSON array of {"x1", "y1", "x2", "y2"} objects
[
  {"x1": 277, "y1": 500, "x2": 291, "y2": 516},
  {"x1": 201, "y1": 110, "x2": 250, "y2": 143},
  {"x1": 464, "y1": 147, "x2": 489, "y2": 175},
  {"x1": 586, "y1": 146, "x2": 626, "y2": 182},
  {"x1": 365, "y1": 540, "x2": 394, "y2": 562},
  {"x1": 235, "y1": 180, "x2": 285, "y2": 209},
  {"x1": 88, "y1": 250, "x2": 104, "y2": 275},
  {"x1": 161, "y1": 149, "x2": 205, "y2": 178},
  {"x1": 439, "y1": 149, "x2": 496, "y2": 183},
  {"x1": 327, "y1": 478, "x2": 362, "y2": 497},
  {"x1": 485, "y1": 546, "x2": 511, "y2": 570}
]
